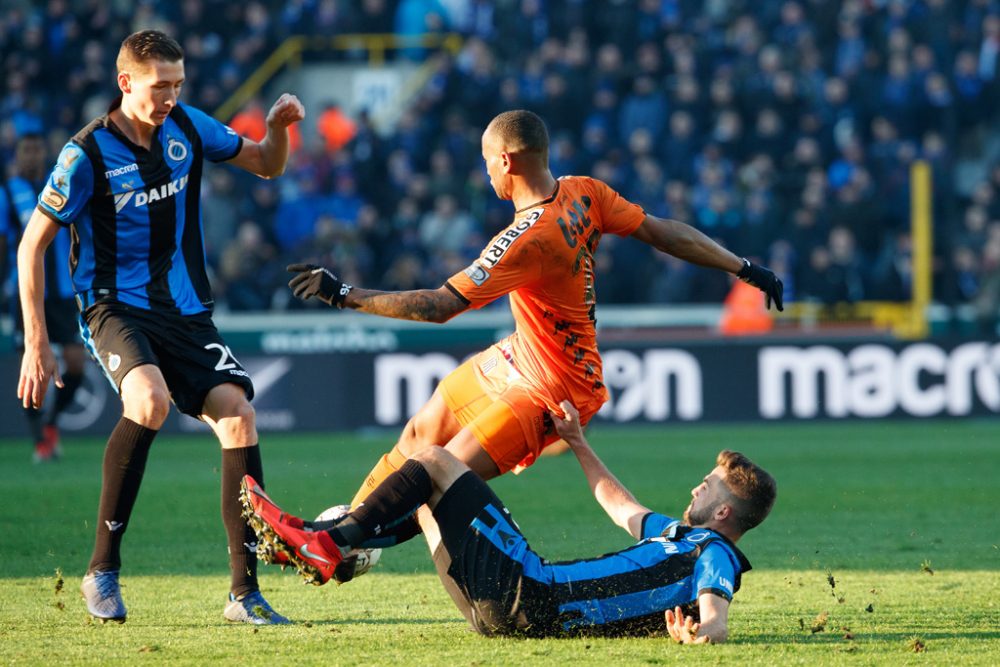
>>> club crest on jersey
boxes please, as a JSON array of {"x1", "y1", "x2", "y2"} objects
[
  {"x1": 166, "y1": 138, "x2": 188, "y2": 162},
  {"x1": 463, "y1": 262, "x2": 490, "y2": 286},
  {"x1": 108, "y1": 353, "x2": 121, "y2": 372},
  {"x1": 114, "y1": 174, "x2": 189, "y2": 212},
  {"x1": 480, "y1": 209, "x2": 542, "y2": 270}
]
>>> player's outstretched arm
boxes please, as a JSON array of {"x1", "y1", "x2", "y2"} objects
[
  {"x1": 551, "y1": 401, "x2": 651, "y2": 539},
  {"x1": 286, "y1": 263, "x2": 469, "y2": 323},
  {"x1": 631, "y1": 214, "x2": 784, "y2": 310},
  {"x1": 666, "y1": 595, "x2": 730, "y2": 644},
  {"x1": 228, "y1": 93, "x2": 305, "y2": 178},
  {"x1": 17, "y1": 209, "x2": 64, "y2": 408}
]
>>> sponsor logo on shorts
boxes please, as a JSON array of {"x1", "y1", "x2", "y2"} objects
[
  {"x1": 108, "y1": 353, "x2": 121, "y2": 372},
  {"x1": 166, "y1": 138, "x2": 188, "y2": 162},
  {"x1": 464, "y1": 262, "x2": 490, "y2": 286},
  {"x1": 479, "y1": 209, "x2": 542, "y2": 269}
]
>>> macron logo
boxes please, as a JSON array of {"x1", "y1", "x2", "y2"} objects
[
  {"x1": 114, "y1": 175, "x2": 189, "y2": 212},
  {"x1": 105, "y1": 520, "x2": 124, "y2": 532},
  {"x1": 105, "y1": 163, "x2": 139, "y2": 179}
]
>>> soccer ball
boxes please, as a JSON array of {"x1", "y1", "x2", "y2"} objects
[{"x1": 314, "y1": 504, "x2": 381, "y2": 580}]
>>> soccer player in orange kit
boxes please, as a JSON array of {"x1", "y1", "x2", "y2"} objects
[{"x1": 286, "y1": 110, "x2": 782, "y2": 575}]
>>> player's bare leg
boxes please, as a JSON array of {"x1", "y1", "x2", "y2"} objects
[
  {"x1": 350, "y1": 386, "x2": 463, "y2": 508},
  {"x1": 120, "y1": 364, "x2": 171, "y2": 428},
  {"x1": 441, "y1": 426, "x2": 501, "y2": 480},
  {"x1": 201, "y1": 383, "x2": 289, "y2": 624},
  {"x1": 201, "y1": 382, "x2": 258, "y2": 449},
  {"x1": 415, "y1": 505, "x2": 442, "y2": 554}
]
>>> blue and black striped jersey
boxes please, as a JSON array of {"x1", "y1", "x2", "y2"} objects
[
  {"x1": 36, "y1": 99, "x2": 242, "y2": 315},
  {"x1": 1, "y1": 175, "x2": 74, "y2": 304},
  {"x1": 473, "y1": 507, "x2": 752, "y2": 636}
]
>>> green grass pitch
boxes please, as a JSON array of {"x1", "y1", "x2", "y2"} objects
[{"x1": 1, "y1": 420, "x2": 998, "y2": 665}]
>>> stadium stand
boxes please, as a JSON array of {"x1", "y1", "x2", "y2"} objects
[{"x1": 1, "y1": 0, "x2": 998, "y2": 330}]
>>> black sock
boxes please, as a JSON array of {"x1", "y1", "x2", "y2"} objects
[
  {"x1": 356, "y1": 516, "x2": 422, "y2": 549},
  {"x1": 49, "y1": 370, "x2": 84, "y2": 424},
  {"x1": 88, "y1": 418, "x2": 157, "y2": 573},
  {"x1": 329, "y1": 459, "x2": 432, "y2": 549},
  {"x1": 24, "y1": 406, "x2": 43, "y2": 443},
  {"x1": 221, "y1": 445, "x2": 264, "y2": 598},
  {"x1": 312, "y1": 516, "x2": 422, "y2": 549}
]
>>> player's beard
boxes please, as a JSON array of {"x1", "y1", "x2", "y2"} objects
[{"x1": 683, "y1": 502, "x2": 714, "y2": 526}]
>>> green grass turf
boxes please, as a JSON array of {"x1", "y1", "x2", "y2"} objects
[{"x1": 1, "y1": 420, "x2": 998, "y2": 665}]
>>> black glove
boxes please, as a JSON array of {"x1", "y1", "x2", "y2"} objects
[
  {"x1": 737, "y1": 258, "x2": 784, "y2": 311},
  {"x1": 286, "y1": 263, "x2": 353, "y2": 308}
]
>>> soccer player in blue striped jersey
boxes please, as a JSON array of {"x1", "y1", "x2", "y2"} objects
[
  {"x1": 17, "y1": 30, "x2": 304, "y2": 625},
  {"x1": 1, "y1": 125, "x2": 87, "y2": 462},
  {"x1": 242, "y1": 401, "x2": 777, "y2": 641}
]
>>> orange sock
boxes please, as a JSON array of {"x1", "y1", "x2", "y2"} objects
[{"x1": 350, "y1": 445, "x2": 409, "y2": 509}]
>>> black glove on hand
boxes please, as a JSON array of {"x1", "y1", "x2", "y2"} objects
[
  {"x1": 737, "y1": 258, "x2": 784, "y2": 311},
  {"x1": 286, "y1": 263, "x2": 353, "y2": 308}
]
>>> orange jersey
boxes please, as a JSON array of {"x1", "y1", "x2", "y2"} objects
[{"x1": 446, "y1": 176, "x2": 646, "y2": 417}]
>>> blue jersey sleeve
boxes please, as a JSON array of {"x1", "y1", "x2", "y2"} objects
[
  {"x1": 640, "y1": 512, "x2": 680, "y2": 540},
  {"x1": 38, "y1": 142, "x2": 93, "y2": 226},
  {"x1": 180, "y1": 103, "x2": 243, "y2": 162},
  {"x1": 693, "y1": 543, "x2": 738, "y2": 601}
]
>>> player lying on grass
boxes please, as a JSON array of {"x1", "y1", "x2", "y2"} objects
[
  {"x1": 241, "y1": 402, "x2": 776, "y2": 641},
  {"x1": 285, "y1": 109, "x2": 782, "y2": 581}
]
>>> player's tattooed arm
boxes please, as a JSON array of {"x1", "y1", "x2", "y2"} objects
[{"x1": 345, "y1": 286, "x2": 469, "y2": 323}]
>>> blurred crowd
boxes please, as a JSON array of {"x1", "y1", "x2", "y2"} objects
[{"x1": 2, "y1": 0, "x2": 1000, "y2": 321}]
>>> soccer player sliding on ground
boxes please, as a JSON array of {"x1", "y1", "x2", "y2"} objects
[
  {"x1": 286, "y1": 110, "x2": 783, "y2": 580},
  {"x1": 17, "y1": 30, "x2": 304, "y2": 624},
  {"x1": 242, "y1": 401, "x2": 776, "y2": 640}
]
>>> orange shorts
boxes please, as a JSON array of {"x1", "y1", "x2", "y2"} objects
[{"x1": 439, "y1": 345, "x2": 562, "y2": 474}]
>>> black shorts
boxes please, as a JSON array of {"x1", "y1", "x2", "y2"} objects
[
  {"x1": 431, "y1": 472, "x2": 550, "y2": 637},
  {"x1": 80, "y1": 302, "x2": 254, "y2": 416},
  {"x1": 13, "y1": 297, "x2": 82, "y2": 347}
]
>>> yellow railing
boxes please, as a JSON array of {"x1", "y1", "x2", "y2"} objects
[
  {"x1": 779, "y1": 160, "x2": 933, "y2": 339},
  {"x1": 213, "y1": 33, "x2": 463, "y2": 123}
]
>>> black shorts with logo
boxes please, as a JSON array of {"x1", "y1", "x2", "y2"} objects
[
  {"x1": 430, "y1": 472, "x2": 554, "y2": 637},
  {"x1": 80, "y1": 301, "x2": 254, "y2": 416}
]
